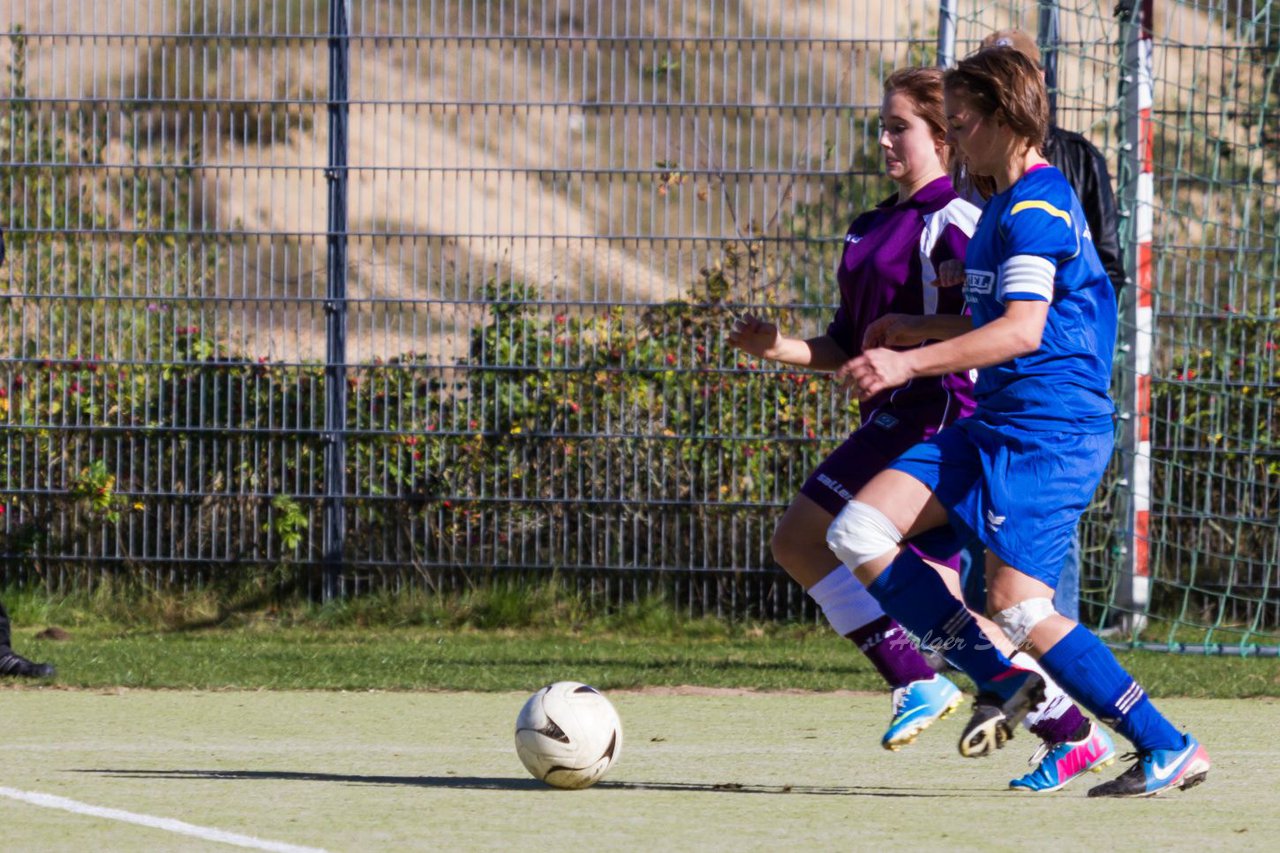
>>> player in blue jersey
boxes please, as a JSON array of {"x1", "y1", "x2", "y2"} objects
[
  {"x1": 729, "y1": 68, "x2": 1097, "y2": 772},
  {"x1": 825, "y1": 47, "x2": 1209, "y2": 797},
  {"x1": 951, "y1": 27, "x2": 1129, "y2": 631}
]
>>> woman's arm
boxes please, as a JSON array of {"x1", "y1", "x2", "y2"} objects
[
  {"x1": 727, "y1": 313, "x2": 851, "y2": 371},
  {"x1": 836, "y1": 299, "x2": 1050, "y2": 400},
  {"x1": 862, "y1": 313, "x2": 975, "y2": 349}
]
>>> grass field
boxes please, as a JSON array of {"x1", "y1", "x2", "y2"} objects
[
  {"x1": 5, "y1": 609, "x2": 1280, "y2": 696},
  {"x1": 3, "y1": 688, "x2": 1277, "y2": 851},
  {"x1": 3, "y1": 590, "x2": 1278, "y2": 850}
]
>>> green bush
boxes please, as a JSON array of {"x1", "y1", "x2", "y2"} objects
[{"x1": 1, "y1": 275, "x2": 856, "y2": 579}]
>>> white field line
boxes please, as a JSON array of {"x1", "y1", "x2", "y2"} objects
[{"x1": 0, "y1": 786, "x2": 329, "y2": 853}]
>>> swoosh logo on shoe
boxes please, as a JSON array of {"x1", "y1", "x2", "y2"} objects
[
  {"x1": 1149, "y1": 742, "x2": 1196, "y2": 782},
  {"x1": 892, "y1": 705, "x2": 932, "y2": 727}
]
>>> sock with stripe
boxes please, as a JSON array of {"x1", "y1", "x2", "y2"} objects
[
  {"x1": 1037, "y1": 624, "x2": 1184, "y2": 752},
  {"x1": 1012, "y1": 650, "x2": 1089, "y2": 744},
  {"x1": 847, "y1": 615, "x2": 938, "y2": 688},
  {"x1": 807, "y1": 567, "x2": 935, "y2": 688},
  {"x1": 865, "y1": 547, "x2": 1014, "y2": 688}
]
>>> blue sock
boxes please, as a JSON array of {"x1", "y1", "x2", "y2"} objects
[
  {"x1": 866, "y1": 547, "x2": 1013, "y2": 687},
  {"x1": 1038, "y1": 625, "x2": 1184, "y2": 752}
]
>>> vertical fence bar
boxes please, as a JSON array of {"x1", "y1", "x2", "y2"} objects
[
  {"x1": 1037, "y1": 0, "x2": 1060, "y2": 120},
  {"x1": 1113, "y1": 0, "x2": 1153, "y2": 633},
  {"x1": 937, "y1": 0, "x2": 958, "y2": 66},
  {"x1": 323, "y1": 0, "x2": 352, "y2": 601}
]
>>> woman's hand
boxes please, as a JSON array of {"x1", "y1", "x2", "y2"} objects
[
  {"x1": 935, "y1": 258, "x2": 966, "y2": 288},
  {"x1": 863, "y1": 313, "x2": 929, "y2": 349},
  {"x1": 834, "y1": 348, "x2": 915, "y2": 400},
  {"x1": 727, "y1": 313, "x2": 780, "y2": 358}
]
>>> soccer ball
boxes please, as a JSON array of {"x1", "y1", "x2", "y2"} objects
[{"x1": 514, "y1": 681, "x2": 623, "y2": 789}]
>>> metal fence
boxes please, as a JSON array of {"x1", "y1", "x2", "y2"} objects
[{"x1": 0, "y1": 1, "x2": 1276, "y2": 644}]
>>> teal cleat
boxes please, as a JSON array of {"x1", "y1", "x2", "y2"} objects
[
  {"x1": 1088, "y1": 733, "x2": 1210, "y2": 798},
  {"x1": 1010, "y1": 721, "x2": 1117, "y2": 793},
  {"x1": 881, "y1": 675, "x2": 964, "y2": 751}
]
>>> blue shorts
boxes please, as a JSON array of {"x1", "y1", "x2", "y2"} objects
[
  {"x1": 801, "y1": 410, "x2": 966, "y2": 570},
  {"x1": 888, "y1": 418, "x2": 1112, "y2": 587}
]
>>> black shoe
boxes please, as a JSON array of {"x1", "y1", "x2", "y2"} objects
[
  {"x1": 957, "y1": 668, "x2": 1046, "y2": 758},
  {"x1": 1088, "y1": 735, "x2": 1211, "y2": 798},
  {"x1": 0, "y1": 650, "x2": 56, "y2": 678}
]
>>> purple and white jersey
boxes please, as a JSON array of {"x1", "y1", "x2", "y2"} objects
[{"x1": 826, "y1": 175, "x2": 981, "y2": 426}]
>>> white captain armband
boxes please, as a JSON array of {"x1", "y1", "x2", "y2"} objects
[{"x1": 998, "y1": 255, "x2": 1055, "y2": 301}]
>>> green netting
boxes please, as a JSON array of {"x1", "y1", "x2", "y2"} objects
[
  {"x1": 956, "y1": 2, "x2": 1279, "y2": 653},
  {"x1": 1138, "y1": 1, "x2": 1280, "y2": 653},
  {"x1": 0, "y1": 2, "x2": 1274, "y2": 652}
]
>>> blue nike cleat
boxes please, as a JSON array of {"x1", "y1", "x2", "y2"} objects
[
  {"x1": 1010, "y1": 721, "x2": 1117, "y2": 793},
  {"x1": 957, "y1": 666, "x2": 1046, "y2": 758},
  {"x1": 881, "y1": 674, "x2": 964, "y2": 751},
  {"x1": 1087, "y1": 733, "x2": 1210, "y2": 798}
]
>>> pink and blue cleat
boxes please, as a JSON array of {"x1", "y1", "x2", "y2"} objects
[
  {"x1": 1087, "y1": 733, "x2": 1210, "y2": 798},
  {"x1": 881, "y1": 674, "x2": 964, "y2": 751},
  {"x1": 1010, "y1": 721, "x2": 1117, "y2": 793}
]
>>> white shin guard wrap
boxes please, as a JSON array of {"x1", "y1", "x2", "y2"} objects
[
  {"x1": 1011, "y1": 650, "x2": 1072, "y2": 729},
  {"x1": 807, "y1": 566, "x2": 885, "y2": 637},
  {"x1": 993, "y1": 597, "x2": 1056, "y2": 650},
  {"x1": 826, "y1": 500, "x2": 903, "y2": 570}
]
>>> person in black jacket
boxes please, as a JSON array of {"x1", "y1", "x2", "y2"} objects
[
  {"x1": 0, "y1": 230, "x2": 56, "y2": 679},
  {"x1": 0, "y1": 598, "x2": 55, "y2": 678}
]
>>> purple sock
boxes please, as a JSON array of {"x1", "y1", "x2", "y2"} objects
[
  {"x1": 1030, "y1": 703, "x2": 1090, "y2": 744},
  {"x1": 847, "y1": 615, "x2": 938, "y2": 689}
]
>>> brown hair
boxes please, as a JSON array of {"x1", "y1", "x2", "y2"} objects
[
  {"x1": 944, "y1": 46, "x2": 1049, "y2": 152},
  {"x1": 883, "y1": 66, "x2": 950, "y2": 167}
]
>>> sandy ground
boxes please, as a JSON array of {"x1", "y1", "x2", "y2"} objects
[{"x1": 1, "y1": 2, "x2": 1267, "y2": 366}]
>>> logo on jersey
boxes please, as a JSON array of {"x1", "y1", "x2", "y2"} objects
[
  {"x1": 846, "y1": 233, "x2": 863, "y2": 244},
  {"x1": 816, "y1": 474, "x2": 855, "y2": 502},
  {"x1": 985, "y1": 509, "x2": 1006, "y2": 531},
  {"x1": 965, "y1": 270, "x2": 995, "y2": 296},
  {"x1": 873, "y1": 412, "x2": 899, "y2": 430}
]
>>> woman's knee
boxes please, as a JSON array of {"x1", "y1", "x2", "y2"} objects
[
  {"x1": 984, "y1": 564, "x2": 1058, "y2": 636},
  {"x1": 770, "y1": 500, "x2": 832, "y2": 572},
  {"x1": 768, "y1": 507, "x2": 819, "y2": 568},
  {"x1": 825, "y1": 499, "x2": 907, "y2": 572}
]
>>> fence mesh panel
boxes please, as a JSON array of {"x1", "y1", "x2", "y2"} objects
[{"x1": 0, "y1": 1, "x2": 1276, "y2": 646}]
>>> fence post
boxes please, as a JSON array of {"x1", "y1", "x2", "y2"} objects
[
  {"x1": 936, "y1": 0, "x2": 957, "y2": 67},
  {"x1": 322, "y1": 0, "x2": 351, "y2": 602},
  {"x1": 1037, "y1": 1, "x2": 1060, "y2": 121},
  {"x1": 1113, "y1": 0, "x2": 1153, "y2": 633}
]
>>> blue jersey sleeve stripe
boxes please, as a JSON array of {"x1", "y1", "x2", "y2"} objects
[{"x1": 1010, "y1": 199, "x2": 1073, "y2": 227}]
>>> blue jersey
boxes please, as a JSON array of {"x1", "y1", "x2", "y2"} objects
[{"x1": 963, "y1": 166, "x2": 1117, "y2": 433}]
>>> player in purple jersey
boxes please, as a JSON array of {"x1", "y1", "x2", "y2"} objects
[
  {"x1": 827, "y1": 48, "x2": 1208, "y2": 798},
  {"x1": 729, "y1": 68, "x2": 973, "y2": 750},
  {"x1": 729, "y1": 69, "x2": 1094, "y2": 772}
]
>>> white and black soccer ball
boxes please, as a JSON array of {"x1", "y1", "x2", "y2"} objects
[{"x1": 514, "y1": 681, "x2": 623, "y2": 789}]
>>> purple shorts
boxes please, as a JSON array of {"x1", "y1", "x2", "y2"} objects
[{"x1": 801, "y1": 409, "x2": 968, "y2": 570}]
